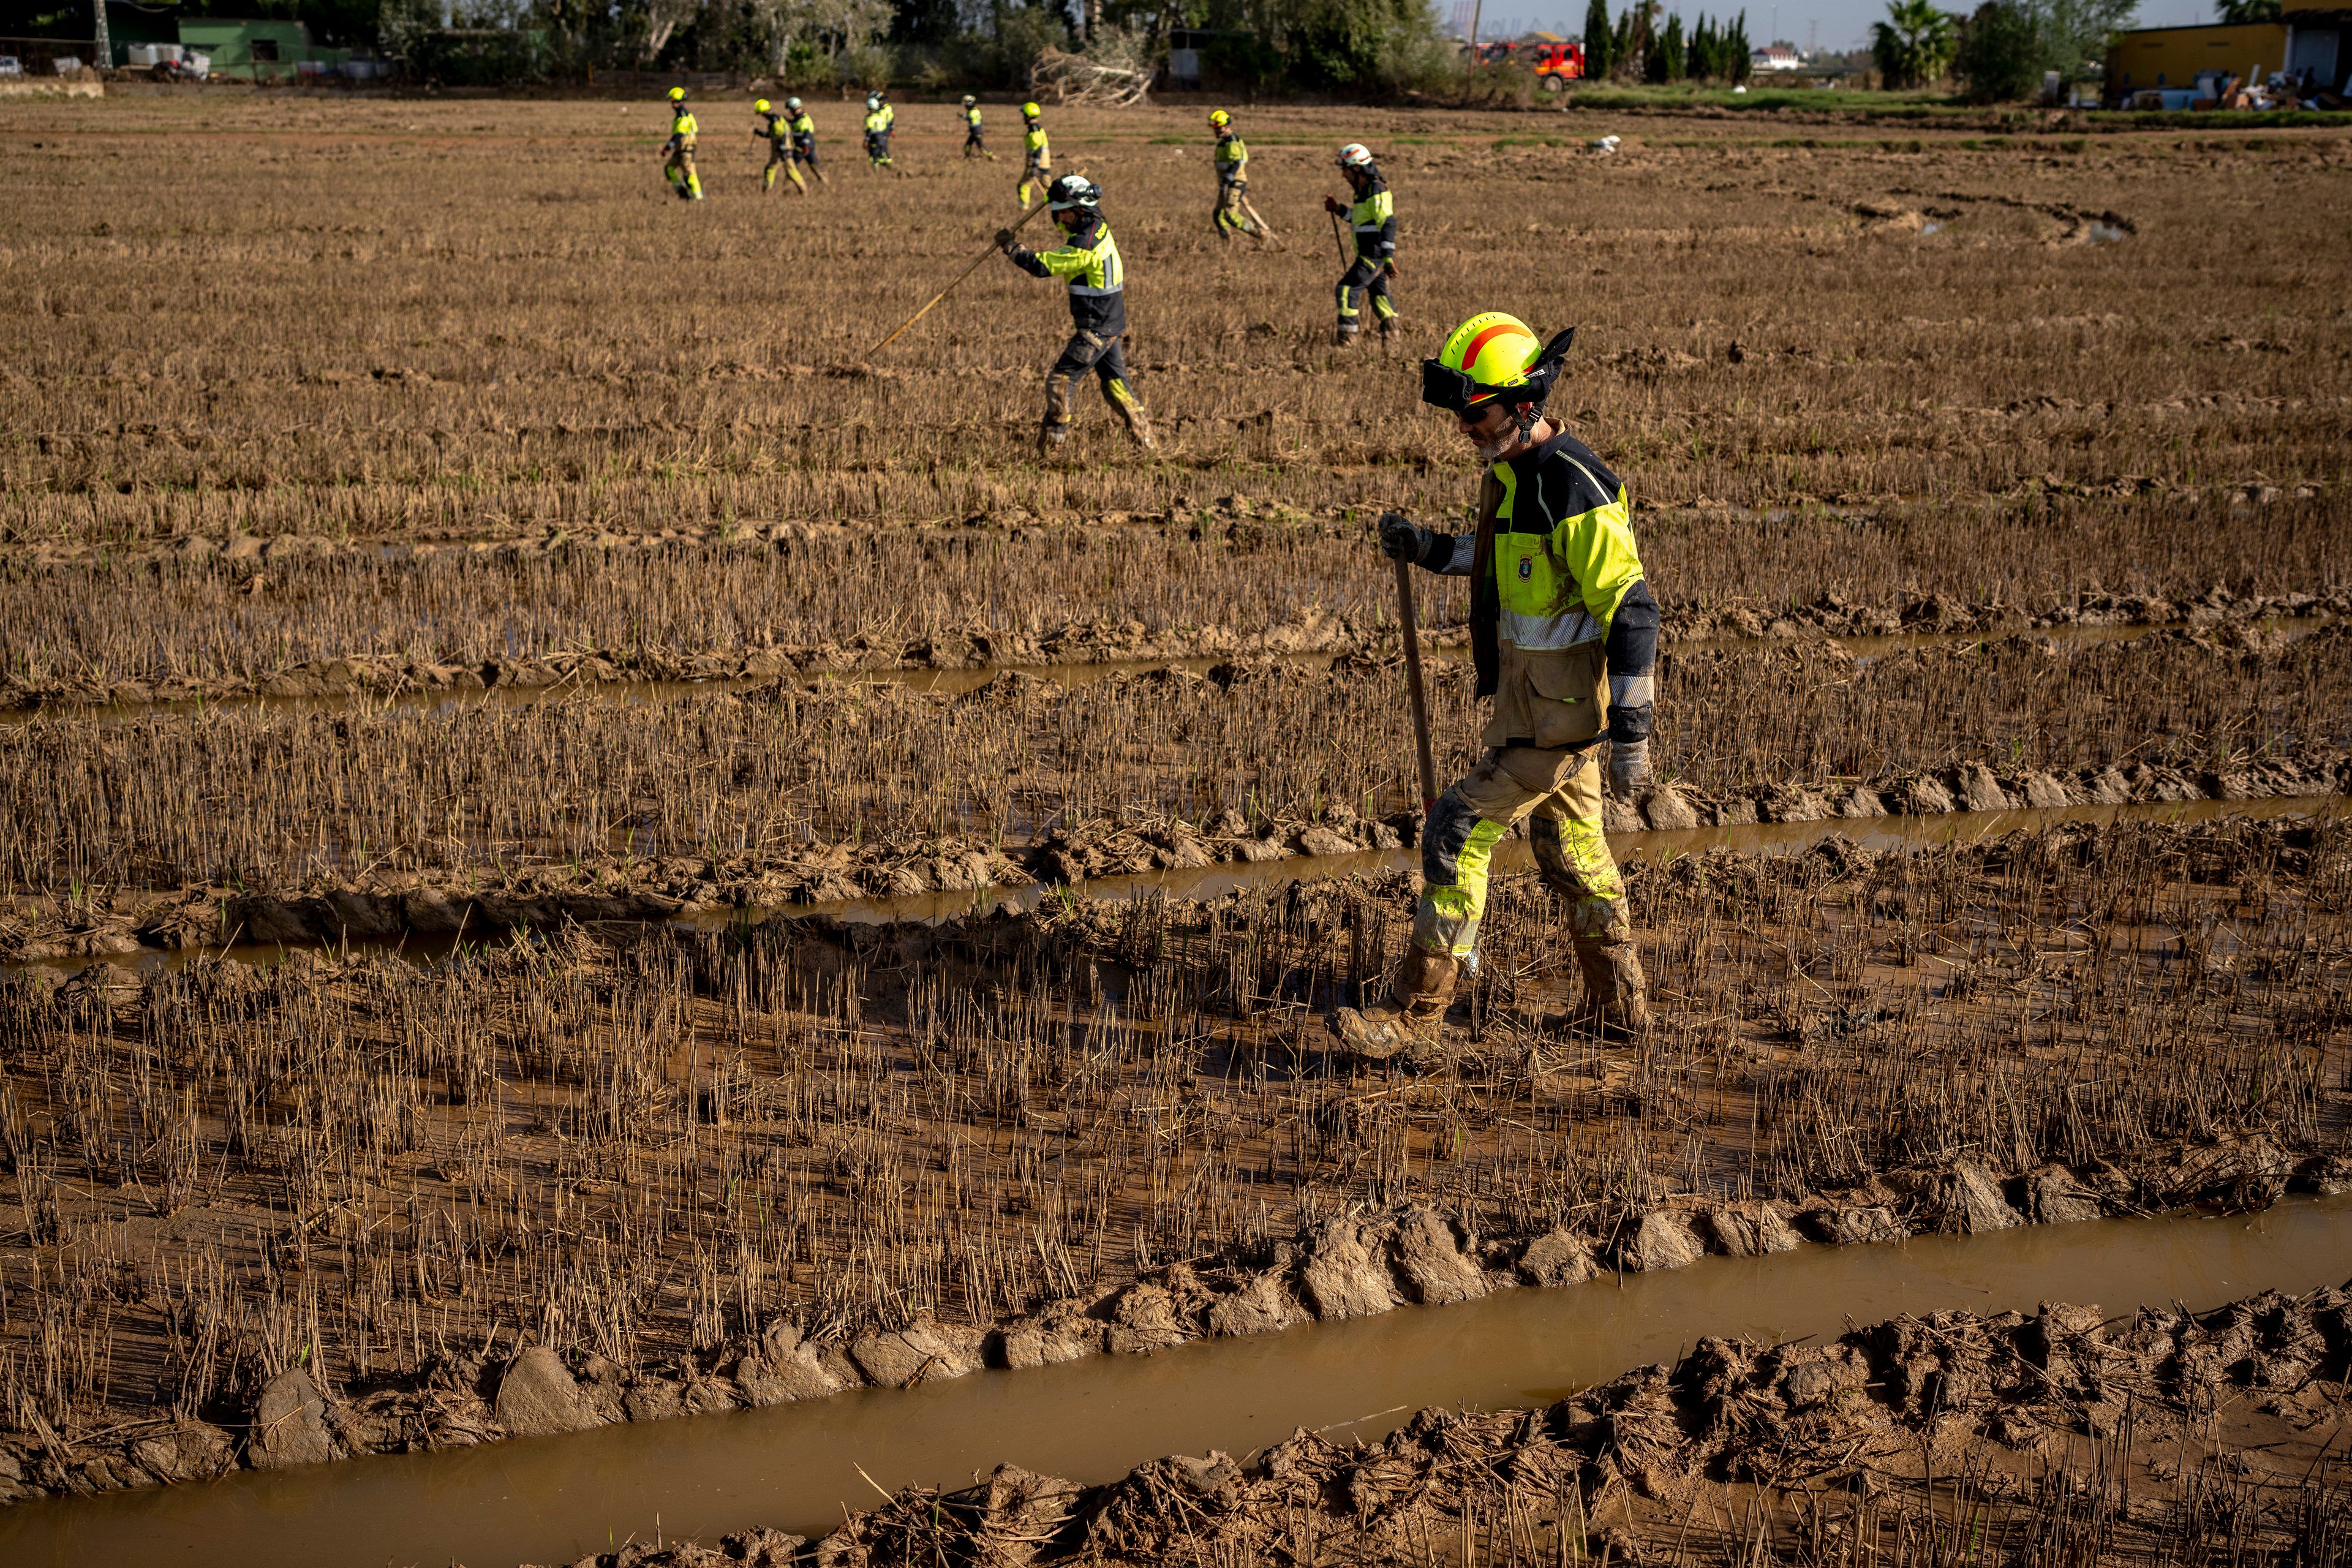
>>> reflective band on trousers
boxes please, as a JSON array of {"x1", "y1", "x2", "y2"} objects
[
  {"x1": 1498, "y1": 610, "x2": 1604, "y2": 652},
  {"x1": 1069, "y1": 283, "x2": 1124, "y2": 296}
]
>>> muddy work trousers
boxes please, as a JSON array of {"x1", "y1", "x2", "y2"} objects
[
  {"x1": 762, "y1": 145, "x2": 805, "y2": 191},
  {"x1": 1335, "y1": 255, "x2": 1395, "y2": 333},
  {"x1": 1414, "y1": 742, "x2": 1629, "y2": 967},
  {"x1": 663, "y1": 145, "x2": 702, "y2": 199},
  {"x1": 964, "y1": 129, "x2": 987, "y2": 157},
  {"x1": 1042, "y1": 330, "x2": 1151, "y2": 448},
  {"x1": 865, "y1": 133, "x2": 892, "y2": 167},
  {"x1": 1215, "y1": 180, "x2": 1256, "y2": 237}
]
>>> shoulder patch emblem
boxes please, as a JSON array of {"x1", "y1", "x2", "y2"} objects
[{"x1": 1517, "y1": 556, "x2": 1533, "y2": 580}]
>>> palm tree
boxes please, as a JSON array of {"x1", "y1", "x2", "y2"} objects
[{"x1": 1871, "y1": 0, "x2": 1957, "y2": 88}]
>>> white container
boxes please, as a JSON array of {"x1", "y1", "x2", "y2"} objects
[
  {"x1": 183, "y1": 51, "x2": 209, "y2": 78},
  {"x1": 51, "y1": 53, "x2": 83, "y2": 74}
]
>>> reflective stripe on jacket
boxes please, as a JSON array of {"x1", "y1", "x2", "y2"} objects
[
  {"x1": 1023, "y1": 124, "x2": 1049, "y2": 164},
  {"x1": 863, "y1": 109, "x2": 890, "y2": 137},
  {"x1": 1348, "y1": 179, "x2": 1395, "y2": 257},
  {"x1": 788, "y1": 112, "x2": 815, "y2": 146},
  {"x1": 1012, "y1": 214, "x2": 1126, "y2": 337},
  {"x1": 669, "y1": 110, "x2": 698, "y2": 145},
  {"x1": 967, "y1": 106, "x2": 983, "y2": 128}
]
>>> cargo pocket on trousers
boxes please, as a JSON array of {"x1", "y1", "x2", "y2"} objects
[{"x1": 1522, "y1": 647, "x2": 1605, "y2": 750}]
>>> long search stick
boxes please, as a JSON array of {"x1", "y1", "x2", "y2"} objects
[
  {"x1": 1393, "y1": 557, "x2": 1438, "y2": 812},
  {"x1": 865, "y1": 181, "x2": 1070, "y2": 360},
  {"x1": 1327, "y1": 206, "x2": 1351, "y2": 268}
]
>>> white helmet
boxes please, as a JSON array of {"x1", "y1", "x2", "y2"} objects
[
  {"x1": 1337, "y1": 142, "x2": 1374, "y2": 170},
  {"x1": 865, "y1": 92, "x2": 881, "y2": 109},
  {"x1": 785, "y1": 96, "x2": 802, "y2": 111}
]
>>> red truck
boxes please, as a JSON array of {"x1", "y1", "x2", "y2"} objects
[{"x1": 1530, "y1": 40, "x2": 1586, "y2": 90}]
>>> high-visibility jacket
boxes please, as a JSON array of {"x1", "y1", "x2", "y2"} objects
[
  {"x1": 1011, "y1": 213, "x2": 1125, "y2": 337},
  {"x1": 758, "y1": 110, "x2": 787, "y2": 144},
  {"x1": 1023, "y1": 123, "x2": 1049, "y2": 167},
  {"x1": 1214, "y1": 130, "x2": 1248, "y2": 185},
  {"x1": 1345, "y1": 175, "x2": 1395, "y2": 260},
  {"x1": 1413, "y1": 429, "x2": 1654, "y2": 750},
  {"x1": 668, "y1": 109, "x2": 698, "y2": 148},
  {"x1": 788, "y1": 111, "x2": 815, "y2": 148},
  {"x1": 863, "y1": 108, "x2": 891, "y2": 140},
  {"x1": 966, "y1": 105, "x2": 984, "y2": 130}
]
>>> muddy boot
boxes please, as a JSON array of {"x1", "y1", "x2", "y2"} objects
[
  {"x1": 1330, "y1": 949, "x2": 1459, "y2": 1060},
  {"x1": 1569, "y1": 936, "x2": 1651, "y2": 1038},
  {"x1": 1037, "y1": 421, "x2": 1070, "y2": 458},
  {"x1": 1334, "y1": 320, "x2": 1360, "y2": 348},
  {"x1": 1115, "y1": 399, "x2": 1155, "y2": 451},
  {"x1": 1378, "y1": 315, "x2": 1397, "y2": 347}
]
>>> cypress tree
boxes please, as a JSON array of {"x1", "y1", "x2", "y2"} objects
[{"x1": 1584, "y1": 0, "x2": 1613, "y2": 78}]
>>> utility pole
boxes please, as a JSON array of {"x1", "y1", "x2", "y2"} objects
[
  {"x1": 92, "y1": 0, "x2": 110, "y2": 68},
  {"x1": 1468, "y1": 0, "x2": 1482, "y2": 50}
]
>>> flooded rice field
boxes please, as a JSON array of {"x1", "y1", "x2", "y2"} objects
[{"x1": 2, "y1": 89, "x2": 2347, "y2": 1566}]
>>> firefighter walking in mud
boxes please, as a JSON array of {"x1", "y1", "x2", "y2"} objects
[
  {"x1": 1210, "y1": 110, "x2": 1267, "y2": 243},
  {"x1": 994, "y1": 174, "x2": 1154, "y2": 456},
  {"x1": 1324, "y1": 142, "x2": 1396, "y2": 344},
  {"x1": 862, "y1": 91, "x2": 898, "y2": 171},
  {"x1": 1017, "y1": 102, "x2": 1051, "y2": 208},
  {"x1": 1331, "y1": 312, "x2": 1659, "y2": 1058},
  {"x1": 962, "y1": 94, "x2": 993, "y2": 159},
  {"x1": 662, "y1": 86, "x2": 704, "y2": 201},
  {"x1": 784, "y1": 97, "x2": 824, "y2": 185},
  {"x1": 752, "y1": 97, "x2": 808, "y2": 194}
]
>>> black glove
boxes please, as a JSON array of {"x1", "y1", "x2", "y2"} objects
[
  {"x1": 1377, "y1": 511, "x2": 1429, "y2": 562},
  {"x1": 1381, "y1": 258, "x2": 1398, "y2": 279},
  {"x1": 993, "y1": 228, "x2": 1017, "y2": 251},
  {"x1": 1324, "y1": 194, "x2": 1346, "y2": 216}
]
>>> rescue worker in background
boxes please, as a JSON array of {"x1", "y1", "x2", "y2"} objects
[
  {"x1": 993, "y1": 174, "x2": 1154, "y2": 455},
  {"x1": 1017, "y1": 102, "x2": 1050, "y2": 208},
  {"x1": 752, "y1": 98, "x2": 806, "y2": 194},
  {"x1": 662, "y1": 86, "x2": 704, "y2": 202},
  {"x1": 962, "y1": 94, "x2": 993, "y2": 159},
  {"x1": 1324, "y1": 143, "x2": 1396, "y2": 345},
  {"x1": 1330, "y1": 312, "x2": 1659, "y2": 1058},
  {"x1": 1210, "y1": 110, "x2": 1265, "y2": 243},
  {"x1": 785, "y1": 96, "x2": 824, "y2": 186},
  {"x1": 862, "y1": 91, "x2": 897, "y2": 171}
]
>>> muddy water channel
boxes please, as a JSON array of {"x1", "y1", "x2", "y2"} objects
[{"x1": 4, "y1": 1199, "x2": 2346, "y2": 1567}]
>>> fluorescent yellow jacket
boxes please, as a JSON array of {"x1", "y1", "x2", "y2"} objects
[
  {"x1": 668, "y1": 110, "x2": 698, "y2": 146},
  {"x1": 863, "y1": 108, "x2": 890, "y2": 137},
  {"x1": 1023, "y1": 123, "x2": 1049, "y2": 165},
  {"x1": 1215, "y1": 131, "x2": 1248, "y2": 184},
  {"x1": 1009, "y1": 213, "x2": 1125, "y2": 336},
  {"x1": 788, "y1": 111, "x2": 815, "y2": 144},
  {"x1": 966, "y1": 105, "x2": 983, "y2": 129},
  {"x1": 1346, "y1": 179, "x2": 1395, "y2": 257}
]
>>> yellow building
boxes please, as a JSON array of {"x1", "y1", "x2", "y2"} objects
[{"x1": 2105, "y1": 0, "x2": 2346, "y2": 100}]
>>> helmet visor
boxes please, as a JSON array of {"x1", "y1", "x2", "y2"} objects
[{"x1": 1420, "y1": 360, "x2": 1498, "y2": 415}]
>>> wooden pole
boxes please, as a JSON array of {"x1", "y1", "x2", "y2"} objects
[
  {"x1": 865, "y1": 187, "x2": 1066, "y2": 360},
  {"x1": 1394, "y1": 556, "x2": 1438, "y2": 812}
]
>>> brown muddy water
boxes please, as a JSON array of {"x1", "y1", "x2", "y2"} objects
[
  {"x1": 19, "y1": 794, "x2": 2346, "y2": 979},
  {"x1": 4, "y1": 615, "x2": 2323, "y2": 728},
  {"x1": 4, "y1": 1197, "x2": 2347, "y2": 1568}
]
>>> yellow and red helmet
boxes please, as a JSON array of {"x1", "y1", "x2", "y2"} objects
[
  {"x1": 1209, "y1": 109, "x2": 1231, "y2": 128},
  {"x1": 1423, "y1": 312, "x2": 1577, "y2": 415},
  {"x1": 668, "y1": 86, "x2": 687, "y2": 103}
]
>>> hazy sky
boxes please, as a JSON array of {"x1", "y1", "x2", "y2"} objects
[{"x1": 1452, "y1": 0, "x2": 2215, "y2": 53}]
